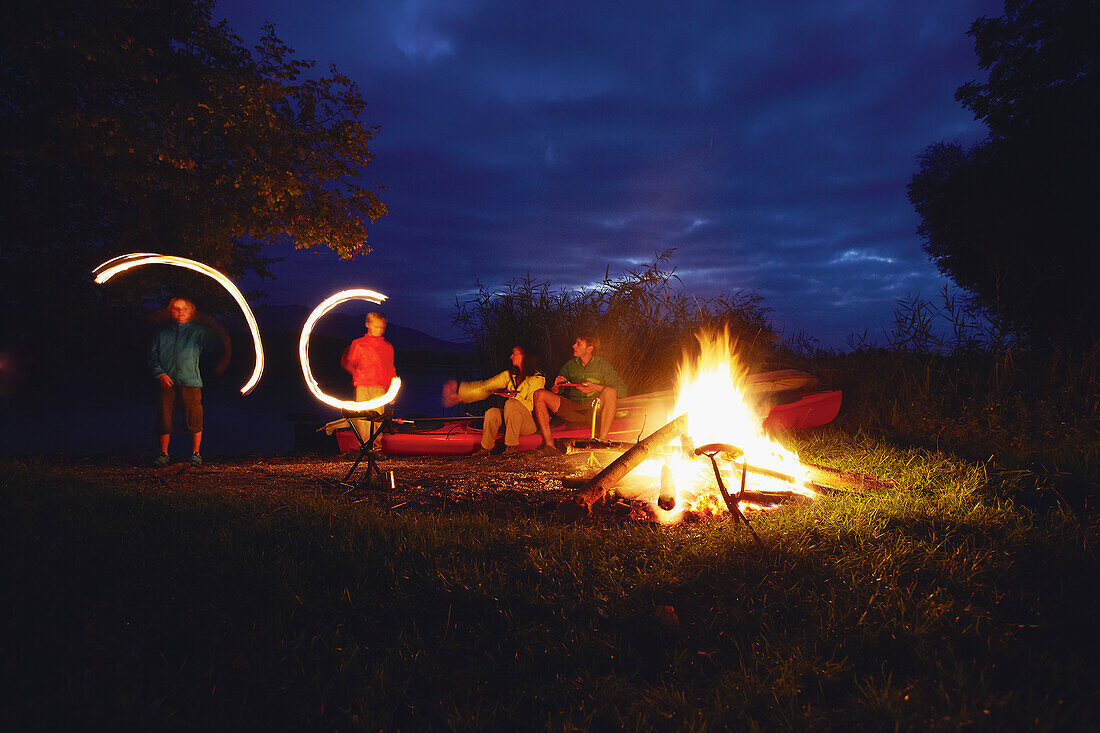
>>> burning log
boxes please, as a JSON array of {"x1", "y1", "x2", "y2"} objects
[
  {"x1": 561, "y1": 476, "x2": 809, "y2": 506},
  {"x1": 734, "y1": 489, "x2": 812, "y2": 505},
  {"x1": 678, "y1": 433, "x2": 695, "y2": 459},
  {"x1": 578, "y1": 413, "x2": 688, "y2": 510},
  {"x1": 740, "y1": 462, "x2": 797, "y2": 484},
  {"x1": 804, "y1": 462, "x2": 895, "y2": 492},
  {"x1": 573, "y1": 440, "x2": 891, "y2": 506},
  {"x1": 698, "y1": 461, "x2": 885, "y2": 497},
  {"x1": 658, "y1": 464, "x2": 676, "y2": 510}
]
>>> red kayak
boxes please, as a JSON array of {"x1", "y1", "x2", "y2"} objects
[
  {"x1": 762, "y1": 389, "x2": 843, "y2": 432},
  {"x1": 331, "y1": 370, "x2": 842, "y2": 455}
]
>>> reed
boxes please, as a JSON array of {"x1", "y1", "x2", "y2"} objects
[
  {"x1": 452, "y1": 250, "x2": 778, "y2": 394},
  {"x1": 785, "y1": 289, "x2": 1100, "y2": 499}
]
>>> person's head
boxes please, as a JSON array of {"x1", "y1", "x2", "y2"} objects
[
  {"x1": 169, "y1": 298, "x2": 196, "y2": 324},
  {"x1": 571, "y1": 333, "x2": 599, "y2": 360},
  {"x1": 365, "y1": 312, "x2": 387, "y2": 337},
  {"x1": 509, "y1": 346, "x2": 539, "y2": 377}
]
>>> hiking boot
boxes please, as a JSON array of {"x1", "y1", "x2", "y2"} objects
[
  {"x1": 189, "y1": 452, "x2": 203, "y2": 467},
  {"x1": 154, "y1": 452, "x2": 170, "y2": 468},
  {"x1": 501, "y1": 445, "x2": 521, "y2": 455},
  {"x1": 371, "y1": 449, "x2": 387, "y2": 461},
  {"x1": 469, "y1": 443, "x2": 486, "y2": 455}
]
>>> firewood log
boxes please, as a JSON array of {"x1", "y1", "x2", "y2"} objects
[
  {"x1": 804, "y1": 462, "x2": 895, "y2": 491},
  {"x1": 578, "y1": 413, "x2": 688, "y2": 510}
]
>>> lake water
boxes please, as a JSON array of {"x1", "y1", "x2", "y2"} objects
[{"x1": 0, "y1": 366, "x2": 476, "y2": 458}]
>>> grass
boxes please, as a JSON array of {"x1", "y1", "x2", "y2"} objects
[{"x1": 2, "y1": 428, "x2": 1096, "y2": 730}]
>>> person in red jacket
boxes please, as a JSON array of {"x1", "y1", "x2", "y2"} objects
[{"x1": 340, "y1": 312, "x2": 396, "y2": 450}]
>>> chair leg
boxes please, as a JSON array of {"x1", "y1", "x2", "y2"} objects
[
  {"x1": 343, "y1": 454, "x2": 365, "y2": 484},
  {"x1": 342, "y1": 417, "x2": 367, "y2": 483},
  {"x1": 364, "y1": 451, "x2": 382, "y2": 486},
  {"x1": 343, "y1": 415, "x2": 390, "y2": 488}
]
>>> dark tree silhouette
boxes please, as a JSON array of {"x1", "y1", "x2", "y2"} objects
[
  {"x1": 907, "y1": 0, "x2": 1098, "y2": 345},
  {"x1": 0, "y1": 0, "x2": 387, "y2": 392}
]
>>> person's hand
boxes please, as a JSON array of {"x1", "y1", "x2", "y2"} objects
[
  {"x1": 578, "y1": 381, "x2": 601, "y2": 395},
  {"x1": 553, "y1": 375, "x2": 567, "y2": 393},
  {"x1": 441, "y1": 380, "x2": 459, "y2": 407},
  {"x1": 158, "y1": 374, "x2": 173, "y2": 388}
]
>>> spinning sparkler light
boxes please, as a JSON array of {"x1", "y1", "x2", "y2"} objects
[
  {"x1": 299, "y1": 289, "x2": 401, "y2": 411},
  {"x1": 93, "y1": 253, "x2": 265, "y2": 395}
]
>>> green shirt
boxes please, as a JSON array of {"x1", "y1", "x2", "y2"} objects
[{"x1": 558, "y1": 355, "x2": 628, "y2": 406}]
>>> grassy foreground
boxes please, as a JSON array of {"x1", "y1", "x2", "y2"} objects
[{"x1": 2, "y1": 432, "x2": 1097, "y2": 730}]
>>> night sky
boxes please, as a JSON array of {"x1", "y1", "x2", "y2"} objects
[{"x1": 216, "y1": 0, "x2": 1001, "y2": 348}]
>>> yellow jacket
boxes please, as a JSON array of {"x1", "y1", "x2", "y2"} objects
[{"x1": 457, "y1": 370, "x2": 546, "y2": 411}]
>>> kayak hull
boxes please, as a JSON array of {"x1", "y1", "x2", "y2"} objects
[
  {"x1": 763, "y1": 389, "x2": 842, "y2": 432},
  {"x1": 334, "y1": 388, "x2": 843, "y2": 455}
]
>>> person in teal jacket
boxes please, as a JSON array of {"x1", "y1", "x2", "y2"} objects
[
  {"x1": 532, "y1": 333, "x2": 627, "y2": 453},
  {"x1": 149, "y1": 297, "x2": 225, "y2": 467}
]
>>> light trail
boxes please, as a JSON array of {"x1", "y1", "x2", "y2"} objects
[
  {"x1": 298, "y1": 289, "x2": 401, "y2": 411},
  {"x1": 93, "y1": 253, "x2": 265, "y2": 395}
]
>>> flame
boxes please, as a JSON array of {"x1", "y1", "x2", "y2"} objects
[
  {"x1": 299, "y1": 289, "x2": 401, "y2": 411},
  {"x1": 93, "y1": 253, "x2": 264, "y2": 395},
  {"x1": 633, "y1": 328, "x2": 814, "y2": 522}
]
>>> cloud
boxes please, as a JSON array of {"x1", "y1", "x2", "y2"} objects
[{"x1": 218, "y1": 0, "x2": 1003, "y2": 348}]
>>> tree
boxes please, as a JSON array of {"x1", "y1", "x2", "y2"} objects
[
  {"x1": 907, "y1": 0, "x2": 1098, "y2": 345},
  {"x1": 0, "y1": 0, "x2": 386, "y2": 392}
]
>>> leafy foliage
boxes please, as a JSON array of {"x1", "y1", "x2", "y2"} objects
[
  {"x1": 907, "y1": 0, "x2": 1098, "y2": 347},
  {"x1": 0, "y1": 0, "x2": 386, "y2": 391},
  {"x1": 955, "y1": 0, "x2": 1097, "y2": 138},
  {"x1": 452, "y1": 251, "x2": 778, "y2": 394}
]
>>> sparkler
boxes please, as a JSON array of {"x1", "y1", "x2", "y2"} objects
[
  {"x1": 299, "y1": 289, "x2": 401, "y2": 411},
  {"x1": 93, "y1": 253, "x2": 265, "y2": 395}
]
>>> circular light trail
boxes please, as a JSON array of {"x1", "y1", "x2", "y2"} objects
[
  {"x1": 93, "y1": 253, "x2": 265, "y2": 395},
  {"x1": 299, "y1": 288, "x2": 401, "y2": 411}
]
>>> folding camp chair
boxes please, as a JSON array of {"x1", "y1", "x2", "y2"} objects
[{"x1": 340, "y1": 407, "x2": 394, "y2": 488}]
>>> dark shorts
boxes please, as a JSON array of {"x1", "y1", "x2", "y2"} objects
[
  {"x1": 157, "y1": 385, "x2": 203, "y2": 434},
  {"x1": 552, "y1": 395, "x2": 595, "y2": 424}
]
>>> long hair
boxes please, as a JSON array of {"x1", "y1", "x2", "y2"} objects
[{"x1": 509, "y1": 345, "x2": 541, "y2": 387}]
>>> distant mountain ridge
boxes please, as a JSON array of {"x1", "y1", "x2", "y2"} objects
[{"x1": 257, "y1": 304, "x2": 471, "y2": 354}]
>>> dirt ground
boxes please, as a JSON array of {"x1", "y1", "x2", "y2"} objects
[
  {"x1": 37, "y1": 445, "x2": 814, "y2": 527},
  {"x1": 46, "y1": 449, "x2": 622, "y2": 521}
]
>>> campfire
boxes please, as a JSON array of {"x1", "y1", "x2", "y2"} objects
[{"x1": 579, "y1": 329, "x2": 821, "y2": 524}]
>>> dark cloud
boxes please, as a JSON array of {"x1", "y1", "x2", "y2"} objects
[{"x1": 219, "y1": 0, "x2": 1002, "y2": 348}]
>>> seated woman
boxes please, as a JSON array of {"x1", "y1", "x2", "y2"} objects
[{"x1": 442, "y1": 346, "x2": 545, "y2": 454}]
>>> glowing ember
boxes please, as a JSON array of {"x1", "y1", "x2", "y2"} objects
[
  {"x1": 299, "y1": 289, "x2": 401, "y2": 411},
  {"x1": 631, "y1": 329, "x2": 815, "y2": 522},
  {"x1": 93, "y1": 253, "x2": 265, "y2": 395}
]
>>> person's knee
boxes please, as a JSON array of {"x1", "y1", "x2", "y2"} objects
[{"x1": 535, "y1": 389, "x2": 560, "y2": 413}]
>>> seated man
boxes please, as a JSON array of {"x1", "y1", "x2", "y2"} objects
[{"x1": 532, "y1": 333, "x2": 628, "y2": 453}]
